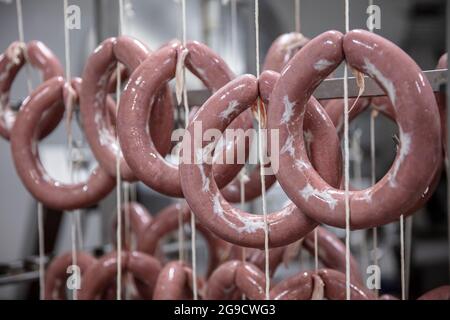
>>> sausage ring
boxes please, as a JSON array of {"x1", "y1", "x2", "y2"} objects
[
  {"x1": 11, "y1": 77, "x2": 115, "y2": 210},
  {"x1": 263, "y1": 32, "x2": 309, "y2": 73},
  {"x1": 153, "y1": 261, "x2": 202, "y2": 300},
  {"x1": 268, "y1": 30, "x2": 441, "y2": 229},
  {"x1": 117, "y1": 41, "x2": 252, "y2": 197},
  {"x1": 179, "y1": 74, "x2": 342, "y2": 248},
  {"x1": 80, "y1": 36, "x2": 174, "y2": 181},
  {"x1": 79, "y1": 251, "x2": 161, "y2": 300},
  {"x1": 0, "y1": 41, "x2": 64, "y2": 140},
  {"x1": 44, "y1": 251, "x2": 96, "y2": 300}
]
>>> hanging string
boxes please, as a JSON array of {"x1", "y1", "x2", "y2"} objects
[
  {"x1": 367, "y1": 0, "x2": 379, "y2": 296},
  {"x1": 405, "y1": 215, "x2": 413, "y2": 299},
  {"x1": 15, "y1": 0, "x2": 32, "y2": 92},
  {"x1": 370, "y1": 109, "x2": 379, "y2": 296},
  {"x1": 343, "y1": 0, "x2": 351, "y2": 301},
  {"x1": 254, "y1": 0, "x2": 270, "y2": 301},
  {"x1": 62, "y1": 0, "x2": 81, "y2": 301},
  {"x1": 115, "y1": 0, "x2": 125, "y2": 301},
  {"x1": 16, "y1": 0, "x2": 44, "y2": 300},
  {"x1": 294, "y1": 0, "x2": 301, "y2": 33},
  {"x1": 37, "y1": 202, "x2": 45, "y2": 300},
  {"x1": 180, "y1": 0, "x2": 198, "y2": 300}
]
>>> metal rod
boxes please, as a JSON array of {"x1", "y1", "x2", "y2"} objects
[{"x1": 186, "y1": 69, "x2": 447, "y2": 104}]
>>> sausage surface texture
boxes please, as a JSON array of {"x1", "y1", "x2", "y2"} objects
[{"x1": 268, "y1": 30, "x2": 441, "y2": 229}]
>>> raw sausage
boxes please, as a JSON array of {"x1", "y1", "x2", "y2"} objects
[
  {"x1": 117, "y1": 41, "x2": 252, "y2": 197},
  {"x1": 0, "y1": 41, "x2": 64, "y2": 140},
  {"x1": 11, "y1": 77, "x2": 115, "y2": 210},
  {"x1": 80, "y1": 36, "x2": 174, "y2": 181},
  {"x1": 268, "y1": 30, "x2": 441, "y2": 229}
]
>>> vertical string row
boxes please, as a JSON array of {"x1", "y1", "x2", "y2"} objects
[
  {"x1": 294, "y1": 0, "x2": 301, "y2": 33},
  {"x1": 343, "y1": 0, "x2": 351, "y2": 301},
  {"x1": 368, "y1": 0, "x2": 379, "y2": 297},
  {"x1": 62, "y1": 0, "x2": 79, "y2": 301},
  {"x1": 230, "y1": 0, "x2": 238, "y2": 69},
  {"x1": 254, "y1": 0, "x2": 270, "y2": 300},
  {"x1": 370, "y1": 110, "x2": 378, "y2": 296},
  {"x1": 16, "y1": 0, "x2": 45, "y2": 300},
  {"x1": 180, "y1": 0, "x2": 198, "y2": 300},
  {"x1": 15, "y1": 0, "x2": 32, "y2": 92},
  {"x1": 115, "y1": 0, "x2": 125, "y2": 301}
]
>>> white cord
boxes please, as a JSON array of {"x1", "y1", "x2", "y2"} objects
[
  {"x1": 15, "y1": 0, "x2": 32, "y2": 92},
  {"x1": 400, "y1": 214, "x2": 406, "y2": 300},
  {"x1": 180, "y1": 0, "x2": 198, "y2": 300},
  {"x1": 63, "y1": 0, "x2": 80, "y2": 301},
  {"x1": 115, "y1": 0, "x2": 124, "y2": 301},
  {"x1": 370, "y1": 110, "x2": 379, "y2": 296},
  {"x1": 254, "y1": 0, "x2": 270, "y2": 300},
  {"x1": 343, "y1": 0, "x2": 351, "y2": 301},
  {"x1": 294, "y1": 0, "x2": 300, "y2": 33}
]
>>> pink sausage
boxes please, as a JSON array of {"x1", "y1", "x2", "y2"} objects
[
  {"x1": 435, "y1": 53, "x2": 447, "y2": 156},
  {"x1": 268, "y1": 30, "x2": 441, "y2": 229},
  {"x1": 137, "y1": 202, "x2": 229, "y2": 276},
  {"x1": 80, "y1": 36, "x2": 174, "y2": 181},
  {"x1": 117, "y1": 41, "x2": 252, "y2": 197},
  {"x1": 153, "y1": 261, "x2": 196, "y2": 300},
  {"x1": 303, "y1": 226, "x2": 363, "y2": 285},
  {"x1": 263, "y1": 32, "x2": 309, "y2": 73},
  {"x1": 111, "y1": 201, "x2": 153, "y2": 250},
  {"x1": 179, "y1": 74, "x2": 341, "y2": 248},
  {"x1": 44, "y1": 251, "x2": 96, "y2": 300},
  {"x1": 205, "y1": 260, "x2": 265, "y2": 300},
  {"x1": 220, "y1": 70, "x2": 280, "y2": 203},
  {"x1": 417, "y1": 285, "x2": 450, "y2": 300},
  {"x1": 79, "y1": 251, "x2": 161, "y2": 300},
  {"x1": 11, "y1": 77, "x2": 115, "y2": 210},
  {"x1": 226, "y1": 245, "x2": 287, "y2": 277},
  {"x1": 0, "y1": 41, "x2": 64, "y2": 140}
]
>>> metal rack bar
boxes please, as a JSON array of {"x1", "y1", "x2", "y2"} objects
[{"x1": 186, "y1": 69, "x2": 447, "y2": 105}]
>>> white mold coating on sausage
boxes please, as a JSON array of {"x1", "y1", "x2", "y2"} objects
[
  {"x1": 388, "y1": 127, "x2": 412, "y2": 188},
  {"x1": 281, "y1": 95, "x2": 295, "y2": 124},
  {"x1": 299, "y1": 183, "x2": 338, "y2": 210},
  {"x1": 314, "y1": 59, "x2": 334, "y2": 71}
]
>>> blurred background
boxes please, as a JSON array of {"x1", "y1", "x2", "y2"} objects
[{"x1": 0, "y1": 0, "x2": 447, "y2": 299}]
